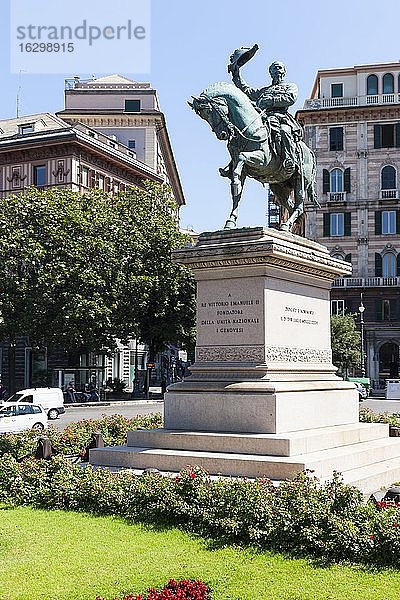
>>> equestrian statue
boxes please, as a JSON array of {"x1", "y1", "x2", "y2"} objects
[{"x1": 188, "y1": 44, "x2": 320, "y2": 233}]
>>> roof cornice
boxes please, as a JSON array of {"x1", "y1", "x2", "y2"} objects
[{"x1": 296, "y1": 103, "x2": 400, "y2": 124}]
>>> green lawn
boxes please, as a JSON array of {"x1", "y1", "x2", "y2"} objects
[{"x1": 0, "y1": 507, "x2": 400, "y2": 600}]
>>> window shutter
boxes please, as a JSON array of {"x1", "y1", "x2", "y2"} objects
[
  {"x1": 323, "y1": 169, "x2": 330, "y2": 193},
  {"x1": 323, "y1": 213, "x2": 330, "y2": 236},
  {"x1": 344, "y1": 168, "x2": 351, "y2": 192},
  {"x1": 375, "y1": 211, "x2": 382, "y2": 235},
  {"x1": 337, "y1": 127, "x2": 344, "y2": 150},
  {"x1": 375, "y1": 299, "x2": 383, "y2": 321},
  {"x1": 390, "y1": 299, "x2": 398, "y2": 321},
  {"x1": 344, "y1": 212, "x2": 351, "y2": 236},
  {"x1": 374, "y1": 125, "x2": 382, "y2": 149},
  {"x1": 375, "y1": 253, "x2": 383, "y2": 277},
  {"x1": 396, "y1": 210, "x2": 400, "y2": 234},
  {"x1": 345, "y1": 253, "x2": 352, "y2": 263},
  {"x1": 396, "y1": 123, "x2": 400, "y2": 148}
]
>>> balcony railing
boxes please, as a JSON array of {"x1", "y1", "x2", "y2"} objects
[
  {"x1": 333, "y1": 276, "x2": 400, "y2": 288},
  {"x1": 380, "y1": 189, "x2": 399, "y2": 199},
  {"x1": 327, "y1": 191, "x2": 346, "y2": 203},
  {"x1": 304, "y1": 93, "x2": 400, "y2": 110}
]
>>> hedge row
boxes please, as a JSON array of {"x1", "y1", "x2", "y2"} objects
[
  {"x1": 0, "y1": 413, "x2": 163, "y2": 459},
  {"x1": 1, "y1": 456, "x2": 400, "y2": 567}
]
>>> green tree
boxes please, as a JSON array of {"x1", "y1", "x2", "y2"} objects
[
  {"x1": 0, "y1": 183, "x2": 195, "y2": 391},
  {"x1": 330, "y1": 314, "x2": 361, "y2": 377}
]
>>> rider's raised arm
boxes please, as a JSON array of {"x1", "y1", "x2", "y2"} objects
[{"x1": 232, "y1": 68, "x2": 260, "y2": 102}]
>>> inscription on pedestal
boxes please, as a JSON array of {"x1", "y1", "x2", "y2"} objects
[{"x1": 197, "y1": 279, "x2": 264, "y2": 348}]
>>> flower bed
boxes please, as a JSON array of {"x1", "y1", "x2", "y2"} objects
[
  {"x1": 96, "y1": 579, "x2": 211, "y2": 600},
  {"x1": 1, "y1": 455, "x2": 400, "y2": 568}
]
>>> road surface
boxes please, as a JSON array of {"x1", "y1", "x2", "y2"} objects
[
  {"x1": 362, "y1": 398, "x2": 400, "y2": 415},
  {"x1": 52, "y1": 400, "x2": 163, "y2": 431}
]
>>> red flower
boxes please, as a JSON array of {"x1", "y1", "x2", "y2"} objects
[{"x1": 370, "y1": 535, "x2": 374, "y2": 539}]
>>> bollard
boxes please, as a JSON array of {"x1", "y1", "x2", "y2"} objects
[
  {"x1": 82, "y1": 431, "x2": 104, "y2": 462},
  {"x1": 35, "y1": 436, "x2": 52, "y2": 460}
]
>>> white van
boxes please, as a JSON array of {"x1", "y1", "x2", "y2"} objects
[{"x1": 1, "y1": 388, "x2": 65, "y2": 420}]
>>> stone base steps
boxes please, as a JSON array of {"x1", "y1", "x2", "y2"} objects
[
  {"x1": 89, "y1": 422, "x2": 400, "y2": 494},
  {"x1": 127, "y1": 423, "x2": 389, "y2": 457},
  {"x1": 328, "y1": 457, "x2": 400, "y2": 493}
]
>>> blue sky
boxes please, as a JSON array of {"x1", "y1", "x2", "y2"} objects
[{"x1": 1, "y1": 0, "x2": 400, "y2": 232}]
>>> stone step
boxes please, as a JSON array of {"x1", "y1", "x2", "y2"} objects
[
  {"x1": 90, "y1": 436, "x2": 400, "y2": 481},
  {"x1": 127, "y1": 423, "x2": 389, "y2": 457},
  {"x1": 329, "y1": 457, "x2": 400, "y2": 496}
]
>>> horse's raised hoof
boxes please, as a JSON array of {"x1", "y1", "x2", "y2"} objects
[{"x1": 224, "y1": 219, "x2": 237, "y2": 230}]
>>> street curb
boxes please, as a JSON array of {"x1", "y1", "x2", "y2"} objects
[{"x1": 65, "y1": 400, "x2": 164, "y2": 409}]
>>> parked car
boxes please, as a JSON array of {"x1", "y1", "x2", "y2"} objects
[
  {"x1": 0, "y1": 402, "x2": 47, "y2": 433},
  {"x1": 354, "y1": 382, "x2": 368, "y2": 401},
  {"x1": 0, "y1": 387, "x2": 65, "y2": 420}
]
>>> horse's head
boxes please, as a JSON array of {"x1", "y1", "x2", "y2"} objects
[{"x1": 188, "y1": 94, "x2": 232, "y2": 141}]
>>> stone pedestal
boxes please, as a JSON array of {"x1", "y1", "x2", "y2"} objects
[
  {"x1": 165, "y1": 227, "x2": 358, "y2": 433},
  {"x1": 90, "y1": 228, "x2": 400, "y2": 494}
]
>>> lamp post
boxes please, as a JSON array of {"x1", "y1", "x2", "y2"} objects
[{"x1": 359, "y1": 294, "x2": 366, "y2": 378}]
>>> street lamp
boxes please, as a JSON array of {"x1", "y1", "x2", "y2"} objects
[{"x1": 359, "y1": 294, "x2": 366, "y2": 377}]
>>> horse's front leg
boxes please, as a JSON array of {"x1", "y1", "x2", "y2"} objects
[
  {"x1": 232, "y1": 150, "x2": 265, "y2": 196},
  {"x1": 224, "y1": 172, "x2": 246, "y2": 230},
  {"x1": 232, "y1": 155, "x2": 246, "y2": 196}
]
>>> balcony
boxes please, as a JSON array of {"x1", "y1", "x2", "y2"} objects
[
  {"x1": 303, "y1": 93, "x2": 400, "y2": 110},
  {"x1": 380, "y1": 189, "x2": 399, "y2": 199},
  {"x1": 327, "y1": 191, "x2": 346, "y2": 203},
  {"x1": 333, "y1": 276, "x2": 400, "y2": 288}
]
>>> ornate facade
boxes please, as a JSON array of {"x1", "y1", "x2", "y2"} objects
[{"x1": 297, "y1": 62, "x2": 400, "y2": 387}]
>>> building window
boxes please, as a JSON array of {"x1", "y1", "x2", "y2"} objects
[
  {"x1": 375, "y1": 251, "x2": 400, "y2": 277},
  {"x1": 330, "y1": 213, "x2": 344, "y2": 236},
  {"x1": 381, "y1": 165, "x2": 396, "y2": 190},
  {"x1": 11, "y1": 166, "x2": 22, "y2": 188},
  {"x1": 80, "y1": 167, "x2": 89, "y2": 187},
  {"x1": 331, "y1": 300, "x2": 345, "y2": 316},
  {"x1": 383, "y1": 73, "x2": 394, "y2": 94},
  {"x1": 330, "y1": 168, "x2": 343, "y2": 192},
  {"x1": 331, "y1": 83, "x2": 343, "y2": 98},
  {"x1": 382, "y1": 211, "x2": 396, "y2": 234},
  {"x1": 124, "y1": 99, "x2": 141, "y2": 113},
  {"x1": 375, "y1": 210, "x2": 399, "y2": 235},
  {"x1": 383, "y1": 253, "x2": 397, "y2": 277},
  {"x1": 97, "y1": 175, "x2": 105, "y2": 190},
  {"x1": 367, "y1": 74, "x2": 378, "y2": 95},
  {"x1": 323, "y1": 212, "x2": 351, "y2": 237},
  {"x1": 329, "y1": 127, "x2": 343, "y2": 151},
  {"x1": 377, "y1": 299, "x2": 398, "y2": 321},
  {"x1": 374, "y1": 123, "x2": 400, "y2": 149},
  {"x1": 33, "y1": 165, "x2": 46, "y2": 187},
  {"x1": 19, "y1": 123, "x2": 34, "y2": 135},
  {"x1": 323, "y1": 168, "x2": 351, "y2": 194},
  {"x1": 128, "y1": 140, "x2": 136, "y2": 149}
]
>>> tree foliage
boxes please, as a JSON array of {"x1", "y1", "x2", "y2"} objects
[
  {"x1": 0, "y1": 183, "x2": 195, "y2": 355},
  {"x1": 330, "y1": 314, "x2": 361, "y2": 374}
]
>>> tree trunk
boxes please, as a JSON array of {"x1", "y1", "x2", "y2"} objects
[{"x1": 8, "y1": 337, "x2": 16, "y2": 395}]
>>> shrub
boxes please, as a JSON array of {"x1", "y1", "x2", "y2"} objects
[
  {"x1": 359, "y1": 407, "x2": 400, "y2": 428},
  {"x1": 96, "y1": 579, "x2": 212, "y2": 600},
  {"x1": 1, "y1": 454, "x2": 400, "y2": 567},
  {"x1": 0, "y1": 413, "x2": 162, "y2": 460}
]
